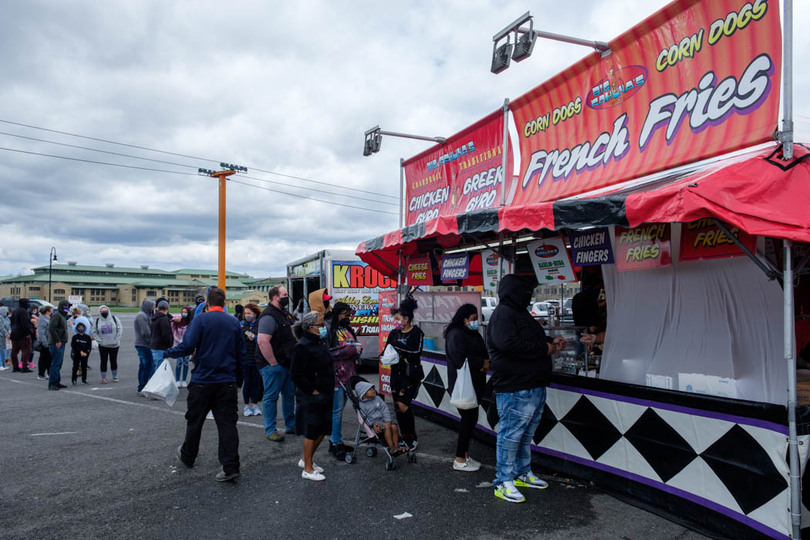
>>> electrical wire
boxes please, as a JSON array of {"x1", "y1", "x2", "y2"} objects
[
  {"x1": 228, "y1": 178, "x2": 398, "y2": 215},
  {"x1": 0, "y1": 130, "x2": 397, "y2": 206},
  {"x1": 0, "y1": 118, "x2": 399, "y2": 200},
  {"x1": 0, "y1": 145, "x2": 400, "y2": 216}
]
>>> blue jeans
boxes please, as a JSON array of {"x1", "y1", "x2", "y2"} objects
[
  {"x1": 259, "y1": 364, "x2": 295, "y2": 435},
  {"x1": 48, "y1": 344, "x2": 65, "y2": 386},
  {"x1": 175, "y1": 356, "x2": 189, "y2": 382},
  {"x1": 151, "y1": 349, "x2": 165, "y2": 373},
  {"x1": 136, "y1": 346, "x2": 153, "y2": 392},
  {"x1": 330, "y1": 385, "x2": 348, "y2": 445},
  {"x1": 494, "y1": 387, "x2": 547, "y2": 486}
]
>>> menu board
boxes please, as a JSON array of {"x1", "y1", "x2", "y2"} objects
[
  {"x1": 680, "y1": 219, "x2": 756, "y2": 261},
  {"x1": 526, "y1": 237, "x2": 577, "y2": 283},
  {"x1": 614, "y1": 224, "x2": 672, "y2": 272}
]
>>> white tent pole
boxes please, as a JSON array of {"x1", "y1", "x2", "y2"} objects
[
  {"x1": 782, "y1": 0, "x2": 794, "y2": 160},
  {"x1": 785, "y1": 239, "x2": 801, "y2": 538}
]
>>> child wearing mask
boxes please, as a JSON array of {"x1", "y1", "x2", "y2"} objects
[{"x1": 71, "y1": 322, "x2": 92, "y2": 385}]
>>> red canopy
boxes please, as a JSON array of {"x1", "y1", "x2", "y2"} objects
[{"x1": 357, "y1": 143, "x2": 810, "y2": 277}]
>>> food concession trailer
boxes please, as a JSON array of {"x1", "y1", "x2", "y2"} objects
[{"x1": 357, "y1": 1, "x2": 810, "y2": 537}]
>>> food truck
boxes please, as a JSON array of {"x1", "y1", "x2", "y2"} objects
[
  {"x1": 287, "y1": 250, "x2": 396, "y2": 365},
  {"x1": 357, "y1": 1, "x2": 810, "y2": 538}
]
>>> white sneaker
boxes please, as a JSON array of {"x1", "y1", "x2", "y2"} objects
[
  {"x1": 243, "y1": 406, "x2": 253, "y2": 417},
  {"x1": 453, "y1": 459, "x2": 480, "y2": 472},
  {"x1": 298, "y1": 459, "x2": 324, "y2": 473},
  {"x1": 514, "y1": 473, "x2": 549, "y2": 490},
  {"x1": 176, "y1": 381, "x2": 182, "y2": 388},
  {"x1": 252, "y1": 405, "x2": 262, "y2": 416},
  {"x1": 466, "y1": 457, "x2": 481, "y2": 469},
  {"x1": 181, "y1": 381, "x2": 188, "y2": 388},
  {"x1": 494, "y1": 480, "x2": 525, "y2": 503},
  {"x1": 301, "y1": 470, "x2": 325, "y2": 481}
]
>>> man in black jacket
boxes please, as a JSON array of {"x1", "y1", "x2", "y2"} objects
[
  {"x1": 10, "y1": 298, "x2": 34, "y2": 372},
  {"x1": 150, "y1": 301, "x2": 173, "y2": 373},
  {"x1": 487, "y1": 274, "x2": 564, "y2": 504},
  {"x1": 257, "y1": 286, "x2": 297, "y2": 442}
]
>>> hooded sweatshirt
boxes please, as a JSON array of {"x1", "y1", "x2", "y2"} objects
[
  {"x1": 149, "y1": 310, "x2": 173, "y2": 350},
  {"x1": 134, "y1": 300, "x2": 155, "y2": 348},
  {"x1": 308, "y1": 288, "x2": 330, "y2": 316},
  {"x1": 92, "y1": 305, "x2": 122, "y2": 348},
  {"x1": 355, "y1": 380, "x2": 390, "y2": 426},
  {"x1": 48, "y1": 300, "x2": 70, "y2": 345},
  {"x1": 10, "y1": 299, "x2": 33, "y2": 341},
  {"x1": 0, "y1": 306, "x2": 10, "y2": 341},
  {"x1": 487, "y1": 274, "x2": 553, "y2": 393}
]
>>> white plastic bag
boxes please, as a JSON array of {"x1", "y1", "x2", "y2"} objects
[
  {"x1": 450, "y1": 359, "x2": 478, "y2": 410},
  {"x1": 381, "y1": 344, "x2": 399, "y2": 366},
  {"x1": 142, "y1": 359, "x2": 179, "y2": 406}
]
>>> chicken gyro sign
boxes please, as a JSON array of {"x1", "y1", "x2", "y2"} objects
[
  {"x1": 509, "y1": 0, "x2": 781, "y2": 203},
  {"x1": 403, "y1": 109, "x2": 513, "y2": 226}
]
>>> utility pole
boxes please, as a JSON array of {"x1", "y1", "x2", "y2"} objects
[{"x1": 199, "y1": 163, "x2": 247, "y2": 292}]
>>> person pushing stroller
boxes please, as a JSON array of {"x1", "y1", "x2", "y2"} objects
[{"x1": 355, "y1": 379, "x2": 402, "y2": 456}]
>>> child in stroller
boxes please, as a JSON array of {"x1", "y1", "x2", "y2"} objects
[{"x1": 342, "y1": 376, "x2": 414, "y2": 470}]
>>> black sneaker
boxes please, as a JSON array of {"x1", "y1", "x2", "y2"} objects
[
  {"x1": 48, "y1": 385, "x2": 60, "y2": 391},
  {"x1": 215, "y1": 470, "x2": 240, "y2": 482},
  {"x1": 176, "y1": 445, "x2": 193, "y2": 469},
  {"x1": 21, "y1": 368, "x2": 33, "y2": 373},
  {"x1": 338, "y1": 443, "x2": 354, "y2": 453},
  {"x1": 57, "y1": 383, "x2": 67, "y2": 389}
]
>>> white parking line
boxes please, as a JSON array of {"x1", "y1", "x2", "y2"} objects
[{"x1": 30, "y1": 432, "x2": 78, "y2": 436}]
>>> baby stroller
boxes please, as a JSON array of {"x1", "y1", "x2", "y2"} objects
[{"x1": 340, "y1": 375, "x2": 414, "y2": 471}]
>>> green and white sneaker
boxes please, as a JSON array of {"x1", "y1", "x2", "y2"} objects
[
  {"x1": 514, "y1": 473, "x2": 549, "y2": 490},
  {"x1": 494, "y1": 481, "x2": 525, "y2": 503}
]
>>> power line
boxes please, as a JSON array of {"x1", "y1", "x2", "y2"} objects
[
  {"x1": 0, "y1": 129, "x2": 397, "y2": 206},
  {"x1": 228, "y1": 178, "x2": 398, "y2": 215},
  {"x1": 0, "y1": 145, "x2": 400, "y2": 216},
  {"x1": 0, "y1": 118, "x2": 399, "y2": 200}
]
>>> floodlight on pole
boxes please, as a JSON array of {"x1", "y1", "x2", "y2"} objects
[
  {"x1": 362, "y1": 125, "x2": 447, "y2": 228},
  {"x1": 48, "y1": 247, "x2": 57, "y2": 303},
  {"x1": 491, "y1": 11, "x2": 611, "y2": 74}
]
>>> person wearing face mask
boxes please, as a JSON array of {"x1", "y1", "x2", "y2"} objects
[
  {"x1": 0, "y1": 306, "x2": 10, "y2": 370},
  {"x1": 444, "y1": 303, "x2": 489, "y2": 472},
  {"x1": 46, "y1": 300, "x2": 71, "y2": 390},
  {"x1": 70, "y1": 322, "x2": 93, "y2": 385},
  {"x1": 290, "y1": 311, "x2": 334, "y2": 481},
  {"x1": 36, "y1": 306, "x2": 52, "y2": 380},
  {"x1": 240, "y1": 304, "x2": 262, "y2": 416},
  {"x1": 257, "y1": 285, "x2": 296, "y2": 442},
  {"x1": 384, "y1": 296, "x2": 423, "y2": 451},
  {"x1": 325, "y1": 302, "x2": 361, "y2": 459},
  {"x1": 171, "y1": 306, "x2": 193, "y2": 388},
  {"x1": 487, "y1": 274, "x2": 565, "y2": 504},
  {"x1": 92, "y1": 305, "x2": 123, "y2": 383}
]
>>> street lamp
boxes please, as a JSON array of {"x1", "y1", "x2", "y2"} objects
[
  {"x1": 491, "y1": 11, "x2": 611, "y2": 74},
  {"x1": 362, "y1": 126, "x2": 447, "y2": 228},
  {"x1": 48, "y1": 247, "x2": 57, "y2": 303}
]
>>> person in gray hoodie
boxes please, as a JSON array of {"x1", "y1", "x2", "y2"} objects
[
  {"x1": 355, "y1": 380, "x2": 402, "y2": 454},
  {"x1": 0, "y1": 306, "x2": 10, "y2": 370},
  {"x1": 92, "y1": 304, "x2": 123, "y2": 383},
  {"x1": 134, "y1": 299, "x2": 155, "y2": 394}
]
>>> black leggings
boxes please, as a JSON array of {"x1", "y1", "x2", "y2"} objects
[
  {"x1": 98, "y1": 346, "x2": 119, "y2": 373},
  {"x1": 38, "y1": 347, "x2": 52, "y2": 378},
  {"x1": 392, "y1": 375, "x2": 420, "y2": 444},
  {"x1": 456, "y1": 407, "x2": 479, "y2": 458}
]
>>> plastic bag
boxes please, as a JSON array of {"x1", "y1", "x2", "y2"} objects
[
  {"x1": 381, "y1": 344, "x2": 399, "y2": 366},
  {"x1": 450, "y1": 359, "x2": 478, "y2": 410},
  {"x1": 142, "y1": 358, "x2": 179, "y2": 406}
]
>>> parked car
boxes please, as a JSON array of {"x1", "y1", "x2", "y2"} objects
[
  {"x1": 528, "y1": 301, "x2": 553, "y2": 320},
  {"x1": 481, "y1": 296, "x2": 498, "y2": 321},
  {"x1": 29, "y1": 299, "x2": 55, "y2": 311},
  {"x1": 562, "y1": 298, "x2": 574, "y2": 322}
]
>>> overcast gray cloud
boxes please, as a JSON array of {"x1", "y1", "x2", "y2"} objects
[{"x1": 0, "y1": 0, "x2": 807, "y2": 278}]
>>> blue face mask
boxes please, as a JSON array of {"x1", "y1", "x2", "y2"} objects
[
  {"x1": 181, "y1": 313, "x2": 188, "y2": 318},
  {"x1": 468, "y1": 320, "x2": 480, "y2": 331},
  {"x1": 77, "y1": 327, "x2": 86, "y2": 334},
  {"x1": 318, "y1": 326, "x2": 328, "y2": 339}
]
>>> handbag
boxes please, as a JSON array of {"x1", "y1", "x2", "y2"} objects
[
  {"x1": 381, "y1": 344, "x2": 399, "y2": 366},
  {"x1": 450, "y1": 359, "x2": 478, "y2": 410},
  {"x1": 142, "y1": 359, "x2": 180, "y2": 406},
  {"x1": 33, "y1": 341, "x2": 43, "y2": 352}
]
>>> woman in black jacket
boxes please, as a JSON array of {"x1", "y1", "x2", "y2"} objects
[
  {"x1": 444, "y1": 304, "x2": 488, "y2": 472},
  {"x1": 290, "y1": 312, "x2": 334, "y2": 481},
  {"x1": 384, "y1": 296, "x2": 423, "y2": 450},
  {"x1": 241, "y1": 303, "x2": 263, "y2": 417}
]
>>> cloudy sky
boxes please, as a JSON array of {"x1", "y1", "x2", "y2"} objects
[{"x1": 1, "y1": 0, "x2": 808, "y2": 279}]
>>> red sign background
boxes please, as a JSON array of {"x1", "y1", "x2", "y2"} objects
[
  {"x1": 404, "y1": 110, "x2": 512, "y2": 226},
  {"x1": 509, "y1": 0, "x2": 781, "y2": 204},
  {"x1": 679, "y1": 219, "x2": 756, "y2": 261},
  {"x1": 406, "y1": 256, "x2": 433, "y2": 286},
  {"x1": 377, "y1": 290, "x2": 398, "y2": 397}
]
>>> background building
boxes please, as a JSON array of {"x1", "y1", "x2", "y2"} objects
[{"x1": 0, "y1": 262, "x2": 281, "y2": 308}]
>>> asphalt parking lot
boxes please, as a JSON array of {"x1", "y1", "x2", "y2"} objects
[{"x1": 0, "y1": 312, "x2": 709, "y2": 539}]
